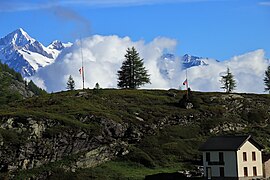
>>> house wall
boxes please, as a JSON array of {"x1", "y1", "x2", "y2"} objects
[
  {"x1": 203, "y1": 151, "x2": 237, "y2": 177},
  {"x1": 237, "y1": 141, "x2": 263, "y2": 178}
]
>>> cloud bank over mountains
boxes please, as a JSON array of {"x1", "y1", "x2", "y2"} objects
[
  {"x1": 33, "y1": 35, "x2": 177, "y2": 91},
  {"x1": 188, "y1": 49, "x2": 268, "y2": 93},
  {"x1": 31, "y1": 35, "x2": 269, "y2": 94}
]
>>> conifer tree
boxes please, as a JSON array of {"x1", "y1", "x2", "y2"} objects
[
  {"x1": 94, "y1": 82, "x2": 100, "y2": 90},
  {"x1": 28, "y1": 80, "x2": 47, "y2": 95},
  {"x1": 66, "y1": 75, "x2": 75, "y2": 90},
  {"x1": 93, "y1": 82, "x2": 101, "y2": 94},
  {"x1": 220, "y1": 67, "x2": 236, "y2": 93},
  {"x1": 264, "y1": 65, "x2": 270, "y2": 93},
  {"x1": 117, "y1": 47, "x2": 150, "y2": 89}
]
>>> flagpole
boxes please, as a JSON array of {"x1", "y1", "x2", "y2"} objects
[
  {"x1": 80, "y1": 37, "x2": 85, "y2": 90},
  {"x1": 186, "y1": 69, "x2": 189, "y2": 99}
]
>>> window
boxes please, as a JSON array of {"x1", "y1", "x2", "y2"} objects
[
  {"x1": 206, "y1": 152, "x2": 210, "y2": 162},
  {"x1": 219, "y1": 152, "x2": 224, "y2": 162},
  {"x1": 252, "y1": 152, "x2": 256, "y2": 161},
  {"x1": 244, "y1": 167, "x2": 248, "y2": 177},
  {"x1": 243, "y1": 152, "x2": 247, "y2": 161},
  {"x1": 220, "y1": 167, "x2": 224, "y2": 177},
  {"x1": 207, "y1": 167, "x2": 212, "y2": 179},
  {"x1": 253, "y1": 166, "x2": 257, "y2": 176}
]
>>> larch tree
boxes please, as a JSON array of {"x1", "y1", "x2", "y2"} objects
[
  {"x1": 66, "y1": 75, "x2": 75, "y2": 90},
  {"x1": 264, "y1": 65, "x2": 270, "y2": 93},
  {"x1": 117, "y1": 47, "x2": 150, "y2": 89},
  {"x1": 220, "y1": 67, "x2": 236, "y2": 93}
]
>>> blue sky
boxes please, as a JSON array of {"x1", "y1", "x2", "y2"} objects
[{"x1": 0, "y1": 0, "x2": 269, "y2": 60}]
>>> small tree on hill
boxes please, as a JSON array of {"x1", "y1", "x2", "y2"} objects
[
  {"x1": 220, "y1": 67, "x2": 236, "y2": 93},
  {"x1": 66, "y1": 75, "x2": 75, "y2": 90},
  {"x1": 264, "y1": 65, "x2": 270, "y2": 93},
  {"x1": 117, "y1": 47, "x2": 150, "y2": 89},
  {"x1": 94, "y1": 82, "x2": 100, "y2": 90},
  {"x1": 93, "y1": 82, "x2": 101, "y2": 94},
  {"x1": 27, "y1": 80, "x2": 47, "y2": 95}
]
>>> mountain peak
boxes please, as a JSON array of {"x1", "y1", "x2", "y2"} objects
[
  {"x1": 2, "y1": 28, "x2": 35, "y2": 47},
  {"x1": 183, "y1": 54, "x2": 190, "y2": 58},
  {"x1": 183, "y1": 54, "x2": 201, "y2": 62},
  {"x1": 48, "y1": 40, "x2": 65, "y2": 50},
  {"x1": 16, "y1": 28, "x2": 26, "y2": 33},
  {"x1": 16, "y1": 28, "x2": 31, "y2": 38},
  {"x1": 161, "y1": 53, "x2": 176, "y2": 61},
  {"x1": 0, "y1": 28, "x2": 65, "y2": 77},
  {"x1": 182, "y1": 54, "x2": 208, "y2": 69}
]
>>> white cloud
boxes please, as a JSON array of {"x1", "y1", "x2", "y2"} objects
[
  {"x1": 0, "y1": 2, "x2": 53, "y2": 12},
  {"x1": 0, "y1": 0, "x2": 230, "y2": 12},
  {"x1": 63, "y1": 0, "x2": 222, "y2": 7},
  {"x1": 34, "y1": 35, "x2": 177, "y2": 92},
  {"x1": 27, "y1": 76, "x2": 47, "y2": 90},
  {"x1": 188, "y1": 49, "x2": 268, "y2": 93},
  {"x1": 33, "y1": 35, "x2": 269, "y2": 94},
  {"x1": 226, "y1": 49, "x2": 268, "y2": 93},
  {"x1": 259, "y1": 1, "x2": 270, "y2": 6}
]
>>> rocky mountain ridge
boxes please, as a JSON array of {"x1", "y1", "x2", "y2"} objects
[
  {"x1": 0, "y1": 28, "x2": 71, "y2": 77},
  {"x1": 158, "y1": 53, "x2": 212, "y2": 80}
]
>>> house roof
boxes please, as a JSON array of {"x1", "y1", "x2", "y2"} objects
[
  {"x1": 262, "y1": 153, "x2": 270, "y2": 163},
  {"x1": 199, "y1": 135, "x2": 264, "y2": 151}
]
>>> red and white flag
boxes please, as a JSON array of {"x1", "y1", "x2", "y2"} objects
[
  {"x1": 79, "y1": 67, "x2": 84, "y2": 75},
  {"x1": 183, "y1": 79, "x2": 188, "y2": 86}
]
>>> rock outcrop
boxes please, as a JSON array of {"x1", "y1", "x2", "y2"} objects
[{"x1": 0, "y1": 116, "x2": 132, "y2": 174}]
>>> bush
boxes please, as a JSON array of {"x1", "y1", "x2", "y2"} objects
[
  {"x1": 242, "y1": 109, "x2": 266, "y2": 124},
  {"x1": 179, "y1": 89, "x2": 202, "y2": 108},
  {"x1": 0, "y1": 129, "x2": 22, "y2": 146},
  {"x1": 124, "y1": 147, "x2": 156, "y2": 168}
]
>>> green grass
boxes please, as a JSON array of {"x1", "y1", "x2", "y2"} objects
[
  {"x1": 2, "y1": 89, "x2": 188, "y2": 125},
  {"x1": 88, "y1": 161, "x2": 184, "y2": 180},
  {"x1": 43, "y1": 161, "x2": 184, "y2": 180}
]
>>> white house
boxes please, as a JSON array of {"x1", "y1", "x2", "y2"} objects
[{"x1": 199, "y1": 135, "x2": 263, "y2": 180}]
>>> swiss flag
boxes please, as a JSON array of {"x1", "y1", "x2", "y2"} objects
[
  {"x1": 183, "y1": 79, "x2": 188, "y2": 86},
  {"x1": 79, "y1": 67, "x2": 83, "y2": 75}
]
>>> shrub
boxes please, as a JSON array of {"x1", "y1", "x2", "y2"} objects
[
  {"x1": 124, "y1": 147, "x2": 156, "y2": 168},
  {"x1": 0, "y1": 129, "x2": 22, "y2": 146},
  {"x1": 242, "y1": 109, "x2": 267, "y2": 124}
]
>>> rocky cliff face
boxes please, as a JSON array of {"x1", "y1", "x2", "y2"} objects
[
  {"x1": 0, "y1": 115, "x2": 131, "y2": 173},
  {"x1": 0, "y1": 111, "x2": 201, "y2": 175}
]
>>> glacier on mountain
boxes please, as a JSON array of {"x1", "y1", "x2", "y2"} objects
[
  {"x1": 0, "y1": 28, "x2": 71, "y2": 77},
  {"x1": 158, "y1": 53, "x2": 210, "y2": 81}
]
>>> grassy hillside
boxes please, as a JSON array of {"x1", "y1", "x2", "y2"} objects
[
  {"x1": 0, "y1": 61, "x2": 46, "y2": 106},
  {"x1": 1, "y1": 88, "x2": 270, "y2": 179}
]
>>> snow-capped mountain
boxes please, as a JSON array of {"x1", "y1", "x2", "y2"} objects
[
  {"x1": 48, "y1": 40, "x2": 72, "y2": 51},
  {"x1": 158, "y1": 54, "x2": 178, "y2": 80},
  {"x1": 0, "y1": 28, "x2": 71, "y2": 77},
  {"x1": 182, "y1": 54, "x2": 209, "y2": 69},
  {"x1": 158, "y1": 53, "x2": 211, "y2": 80}
]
